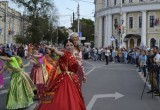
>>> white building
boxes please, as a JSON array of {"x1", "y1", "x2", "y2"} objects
[
  {"x1": 0, "y1": 1, "x2": 23, "y2": 44},
  {"x1": 94, "y1": 0, "x2": 160, "y2": 49}
]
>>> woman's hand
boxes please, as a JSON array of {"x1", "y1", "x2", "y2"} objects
[{"x1": 83, "y1": 75, "x2": 87, "y2": 83}]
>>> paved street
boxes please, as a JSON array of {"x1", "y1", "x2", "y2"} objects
[{"x1": 0, "y1": 59, "x2": 160, "y2": 110}]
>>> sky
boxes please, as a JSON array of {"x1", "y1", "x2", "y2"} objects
[{"x1": 7, "y1": 0, "x2": 94, "y2": 28}]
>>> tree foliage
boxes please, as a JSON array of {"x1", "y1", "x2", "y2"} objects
[
  {"x1": 13, "y1": 0, "x2": 59, "y2": 44},
  {"x1": 71, "y1": 18, "x2": 94, "y2": 43}
]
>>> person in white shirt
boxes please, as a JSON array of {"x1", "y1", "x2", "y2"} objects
[{"x1": 104, "y1": 47, "x2": 110, "y2": 65}]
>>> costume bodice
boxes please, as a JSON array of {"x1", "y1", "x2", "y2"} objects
[{"x1": 59, "y1": 51, "x2": 79, "y2": 73}]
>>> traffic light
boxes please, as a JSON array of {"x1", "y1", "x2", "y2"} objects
[
  {"x1": 8, "y1": 28, "x2": 11, "y2": 34},
  {"x1": 118, "y1": 25, "x2": 121, "y2": 35}
]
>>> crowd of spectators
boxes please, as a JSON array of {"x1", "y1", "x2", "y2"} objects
[{"x1": 82, "y1": 45, "x2": 160, "y2": 96}]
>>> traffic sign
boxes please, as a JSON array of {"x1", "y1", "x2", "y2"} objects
[
  {"x1": 79, "y1": 37, "x2": 85, "y2": 40},
  {"x1": 78, "y1": 32, "x2": 82, "y2": 37},
  {"x1": 111, "y1": 36, "x2": 115, "y2": 41}
]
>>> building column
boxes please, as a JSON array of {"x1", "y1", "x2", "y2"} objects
[
  {"x1": 94, "y1": 17, "x2": 98, "y2": 47},
  {"x1": 122, "y1": 12, "x2": 127, "y2": 48},
  {"x1": 107, "y1": 14, "x2": 112, "y2": 46},
  {"x1": 141, "y1": 11, "x2": 147, "y2": 46},
  {"x1": 98, "y1": 17, "x2": 103, "y2": 48},
  {"x1": 104, "y1": 15, "x2": 108, "y2": 47}
]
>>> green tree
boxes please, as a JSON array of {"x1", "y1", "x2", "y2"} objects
[
  {"x1": 72, "y1": 18, "x2": 94, "y2": 43},
  {"x1": 13, "y1": 0, "x2": 58, "y2": 44}
]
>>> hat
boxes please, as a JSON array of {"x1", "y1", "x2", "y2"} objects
[
  {"x1": 67, "y1": 29, "x2": 78, "y2": 39},
  {"x1": 69, "y1": 32, "x2": 78, "y2": 39}
]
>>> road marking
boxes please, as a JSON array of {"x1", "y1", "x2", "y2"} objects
[
  {"x1": 86, "y1": 92, "x2": 124, "y2": 110},
  {"x1": 84, "y1": 61, "x2": 95, "y2": 75},
  {"x1": 4, "y1": 77, "x2": 10, "y2": 80},
  {"x1": 97, "y1": 67, "x2": 136, "y2": 71},
  {"x1": 0, "y1": 89, "x2": 7, "y2": 95},
  {"x1": 3, "y1": 71, "x2": 30, "y2": 80},
  {"x1": 26, "y1": 101, "x2": 38, "y2": 110}
]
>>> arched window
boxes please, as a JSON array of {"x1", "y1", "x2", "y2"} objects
[{"x1": 150, "y1": 38, "x2": 156, "y2": 48}]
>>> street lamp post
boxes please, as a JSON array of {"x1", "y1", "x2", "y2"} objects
[
  {"x1": 72, "y1": 0, "x2": 80, "y2": 34},
  {"x1": 66, "y1": 8, "x2": 75, "y2": 31},
  {"x1": 4, "y1": 1, "x2": 8, "y2": 44},
  {"x1": 77, "y1": 3, "x2": 80, "y2": 34},
  {"x1": 119, "y1": 0, "x2": 123, "y2": 48}
]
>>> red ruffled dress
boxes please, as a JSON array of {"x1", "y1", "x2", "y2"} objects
[{"x1": 37, "y1": 51, "x2": 86, "y2": 110}]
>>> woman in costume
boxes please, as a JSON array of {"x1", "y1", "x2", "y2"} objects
[
  {"x1": 43, "y1": 48, "x2": 58, "y2": 81},
  {"x1": 38, "y1": 48, "x2": 59, "y2": 99},
  {"x1": 0, "y1": 59, "x2": 4, "y2": 88},
  {"x1": 69, "y1": 32, "x2": 87, "y2": 87},
  {"x1": 0, "y1": 52, "x2": 36, "y2": 109},
  {"x1": 37, "y1": 39, "x2": 86, "y2": 110},
  {"x1": 30, "y1": 47, "x2": 46, "y2": 98}
]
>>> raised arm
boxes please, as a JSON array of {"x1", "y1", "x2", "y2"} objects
[
  {"x1": 0, "y1": 68, "x2": 6, "y2": 74},
  {"x1": 23, "y1": 61, "x2": 31, "y2": 68},
  {"x1": 45, "y1": 45, "x2": 64, "y2": 57},
  {"x1": 0, "y1": 56, "x2": 12, "y2": 61}
]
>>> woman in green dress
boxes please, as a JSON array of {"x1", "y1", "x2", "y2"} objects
[{"x1": 0, "y1": 52, "x2": 36, "y2": 109}]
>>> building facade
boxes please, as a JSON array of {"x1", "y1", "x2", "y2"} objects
[
  {"x1": 0, "y1": 1, "x2": 23, "y2": 44},
  {"x1": 94, "y1": 0, "x2": 160, "y2": 49}
]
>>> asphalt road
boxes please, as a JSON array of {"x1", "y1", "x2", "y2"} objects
[{"x1": 0, "y1": 59, "x2": 160, "y2": 110}]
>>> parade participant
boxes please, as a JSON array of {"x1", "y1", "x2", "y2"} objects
[
  {"x1": 0, "y1": 52, "x2": 36, "y2": 109},
  {"x1": 104, "y1": 47, "x2": 110, "y2": 65},
  {"x1": 0, "y1": 59, "x2": 4, "y2": 88},
  {"x1": 24, "y1": 45, "x2": 28, "y2": 59},
  {"x1": 30, "y1": 47, "x2": 47, "y2": 98},
  {"x1": 69, "y1": 32, "x2": 87, "y2": 87},
  {"x1": 37, "y1": 39, "x2": 86, "y2": 110},
  {"x1": 43, "y1": 48, "x2": 58, "y2": 81}
]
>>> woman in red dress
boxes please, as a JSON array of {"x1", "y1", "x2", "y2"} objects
[{"x1": 37, "y1": 39, "x2": 86, "y2": 110}]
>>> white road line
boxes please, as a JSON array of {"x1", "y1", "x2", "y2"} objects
[
  {"x1": 3, "y1": 71, "x2": 30, "y2": 80},
  {"x1": 4, "y1": 77, "x2": 10, "y2": 80},
  {"x1": 84, "y1": 61, "x2": 95, "y2": 75},
  {"x1": 0, "y1": 89, "x2": 8, "y2": 95},
  {"x1": 86, "y1": 92, "x2": 124, "y2": 110},
  {"x1": 97, "y1": 67, "x2": 136, "y2": 71}
]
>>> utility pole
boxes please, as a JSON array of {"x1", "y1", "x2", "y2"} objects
[
  {"x1": 66, "y1": 8, "x2": 75, "y2": 31},
  {"x1": 119, "y1": 0, "x2": 123, "y2": 48},
  {"x1": 77, "y1": 3, "x2": 80, "y2": 34},
  {"x1": 4, "y1": 1, "x2": 8, "y2": 44},
  {"x1": 73, "y1": 12, "x2": 75, "y2": 32}
]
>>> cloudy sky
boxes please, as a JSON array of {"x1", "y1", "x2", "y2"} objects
[{"x1": 7, "y1": 0, "x2": 94, "y2": 27}]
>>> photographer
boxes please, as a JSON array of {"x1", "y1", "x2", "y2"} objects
[
  {"x1": 146, "y1": 49, "x2": 157, "y2": 94},
  {"x1": 152, "y1": 46, "x2": 160, "y2": 96}
]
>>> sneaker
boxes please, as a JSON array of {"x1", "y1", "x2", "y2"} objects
[
  {"x1": 154, "y1": 91, "x2": 160, "y2": 96},
  {"x1": 154, "y1": 93, "x2": 160, "y2": 96}
]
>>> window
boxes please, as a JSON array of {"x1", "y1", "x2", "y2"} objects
[
  {"x1": 139, "y1": 0, "x2": 143, "y2": 1},
  {"x1": 129, "y1": 0, "x2": 133, "y2": 3},
  {"x1": 139, "y1": 16, "x2": 142, "y2": 28},
  {"x1": 114, "y1": 0, "x2": 117, "y2": 5},
  {"x1": 129, "y1": 17, "x2": 133, "y2": 28},
  {"x1": 107, "y1": 0, "x2": 109, "y2": 7},
  {"x1": 122, "y1": 0, "x2": 125, "y2": 3},
  {"x1": 150, "y1": 16, "x2": 155, "y2": 28},
  {"x1": 114, "y1": 19, "x2": 118, "y2": 29}
]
